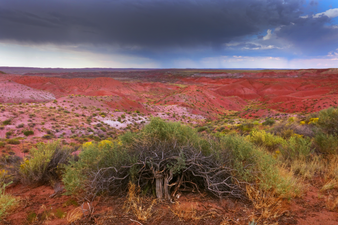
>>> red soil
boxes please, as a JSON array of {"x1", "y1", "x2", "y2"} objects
[{"x1": 4, "y1": 69, "x2": 338, "y2": 116}]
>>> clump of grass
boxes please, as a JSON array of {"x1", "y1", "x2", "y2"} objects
[
  {"x1": 66, "y1": 207, "x2": 83, "y2": 223},
  {"x1": 314, "y1": 132, "x2": 338, "y2": 155},
  {"x1": 63, "y1": 198, "x2": 79, "y2": 207},
  {"x1": 246, "y1": 185, "x2": 283, "y2": 224},
  {"x1": 123, "y1": 182, "x2": 157, "y2": 222},
  {"x1": 290, "y1": 156, "x2": 324, "y2": 180},
  {"x1": 2, "y1": 120, "x2": 11, "y2": 126},
  {"x1": 23, "y1": 130, "x2": 34, "y2": 136},
  {"x1": 6, "y1": 139, "x2": 20, "y2": 145},
  {"x1": 26, "y1": 211, "x2": 37, "y2": 223},
  {"x1": 280, "y1": 136, "x2": 313, "y2": 160},
  {"x1": 317, "y1": 107, "x2": 338, "y2": 135},
  {"x1": 248, "y1": 130, "x2": 285, "y2": 151},
  {"x1": 19, "y1": 141, "x2": 72, "y2": 185},
  {"x1": 170, "y1": 202, "x2": 204, "y2": 221},
  {"x1": 55, "y1": 208, "x2": 66, "y2": 219},
  {"x1": 0, "y1": 182, "x2": 19, "y2": 220},
  {"x1": 262, "y1": 118, "x2": 275, "y2": 126}
]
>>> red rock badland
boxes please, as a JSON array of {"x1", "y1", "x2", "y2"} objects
[{"x1": 4, "y1": 68, "x2": 338, "y2": 117}]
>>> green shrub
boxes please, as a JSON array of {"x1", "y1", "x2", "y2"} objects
[
  {"x1": 314, "y1": 132, "x2": 338, "y2": 155},
  {"x1": 42, "y1": 134, "x2": 53, "y2": 139},
  {"x1": 23, "y1": 130, "x2": 34, "y2": 136},
  {"x1": 19, "y1": 141, "x2": 72, "y2": 185},
  {"x1": 317, "y1": 107, "x2": 338, "y2": 135},
  {"x1": 197, "y1": 126, "x2": 207, "y2": 132},
  {"x1": 280, "y1": 136, "x2": 313, "y2": 160},
  {"x1": 271, "y1": 121, "x2": 314, "y2": 138},
  {"x1": 279, "y1": 129, "x2": 295, "y2": 139},
  {"x1": 63, "y1": 140, "x2": 133, "y2": 195},
  {"x1": 219, "y1": 134, "x2": 300, "y2": 197},
  {"x1": 55, "y1": 208, "x2": 66, "y2": 219},
  {"x1": 248, "y1": 130, "x2": 285, "y2": 151},
  {"x1": 99, "y1": 112, "x2": 107, "y2": 117},
  {"x1": 238, "y1": 123, "x2": 254, "y2": 134},
  {"x1": 252, "y1": 121, "x2": 260, "y2": 125},
  {"x1": 2, "y1": 120, "x2": 11, "y2": 126},
  {"x1": 262, "y1": 118, "x2": 275, "y2": 126},
  {"x1": 16, "y1": 124, "x2": 24, "y2": 128},
  {"x1": 64, "y1": 118, "x2": 300, "y2": 200},
  {"x1": 7, "y1": 139, "x2": 20, "y2": 145}
]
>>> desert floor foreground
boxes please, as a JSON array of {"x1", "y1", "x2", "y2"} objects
[{"x1": 2, "y1": 68, "x2": 338, "y2": 224}]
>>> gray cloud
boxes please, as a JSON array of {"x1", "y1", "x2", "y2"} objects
[
  {"x1": 275, "y1": 16, "x2": 338, "y2": 55},
  {"x1": 0, "y1": 0, "x2": 305, "y2": 50}
]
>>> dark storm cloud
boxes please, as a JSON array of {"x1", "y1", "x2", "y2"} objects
[
  {"x1": 0, "y1": 0, "x2": 305, "y2": 49},
  {"x1": 275, "y1": 15, "x2": 338, "y2": 55}
]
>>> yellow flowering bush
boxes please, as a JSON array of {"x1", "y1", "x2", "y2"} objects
[
  {"x1": 0, "y1": 169, "x2": 8, "y2": 184},
  {"x1": 116, "y1": 140, "x2": 123, "y2": 146},
  {"x1": 98, "y1": 140, "x2": 113, "y2": 148},
  {"x1": 288, "y1": 117, "x2": 295, "y2": 123},
  {"x1": 308, "y1": 118, "x2": 319, "y2": 124},
  {"x1": 293, "y1": 133, "x2": 303, "y2": 138},
  {"x1": 19, "y1": 158, "x2": 29, "y2": 171},
  {"x1": 300, "y1": 121, "x2": 306, "y2": 125},
  {"x1": 273, "y1": 150, "x2": 281, "y2": 159},
  {"x1": 82, "y1": 141, "x2": 93, "y2": 149}
]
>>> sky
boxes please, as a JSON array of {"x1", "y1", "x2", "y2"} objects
[{"x1": 1, "y1": 0, "x2": 338, "y2": 69}]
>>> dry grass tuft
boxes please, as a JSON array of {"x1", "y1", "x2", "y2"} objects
[
  {"x1": 324, "y1": 155, "x2": 338, "y2": 180},
  {"x1": 66, "y1": 207, "x2": 83, "y2": 223},
  {"x1": 325, "y1": 195, "x2": 338, "y2": 211},
  {"x1": 246, "y1": 185, "x2": 286, "y2": 223},
  {"x1": 170, "y1": 201, "x2": 219, "y2": 221},
  {"x1": 290, "y1": 156, "x2": 324, "y2": 180},
  {"x1": 321, "y1": 179, "x2": 338, "y2": 192},
  {"x1": 170, "y1": 202, "x2": 202, "y2": 221},
  {"x1": 123, "y1": 182, "x2": 156, "y2": 222}
]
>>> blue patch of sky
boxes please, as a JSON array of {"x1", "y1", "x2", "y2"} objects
[{"x1": 302, "y1": 0, "x2": 338, "y2": 24}]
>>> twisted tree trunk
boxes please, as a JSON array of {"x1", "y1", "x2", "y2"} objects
[{"x1": 155, "y1": 172, "x2": 163, "y2": 199}]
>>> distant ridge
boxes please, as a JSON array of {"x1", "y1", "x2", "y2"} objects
[
  {"x1": 0, "y1": 66, "x2": 301, "y2": 75},
  {"x1": 0, "y1": 67, "x2": 149, "y2": 75}
]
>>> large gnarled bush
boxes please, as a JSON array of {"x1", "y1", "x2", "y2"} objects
[{"x1": 63, "y1": 118, "x2": 300, "y2": 201}]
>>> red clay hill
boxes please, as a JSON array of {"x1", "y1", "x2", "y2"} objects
[{"x1": 1, "y1": 68, "x2": 338, "y2": 117}]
